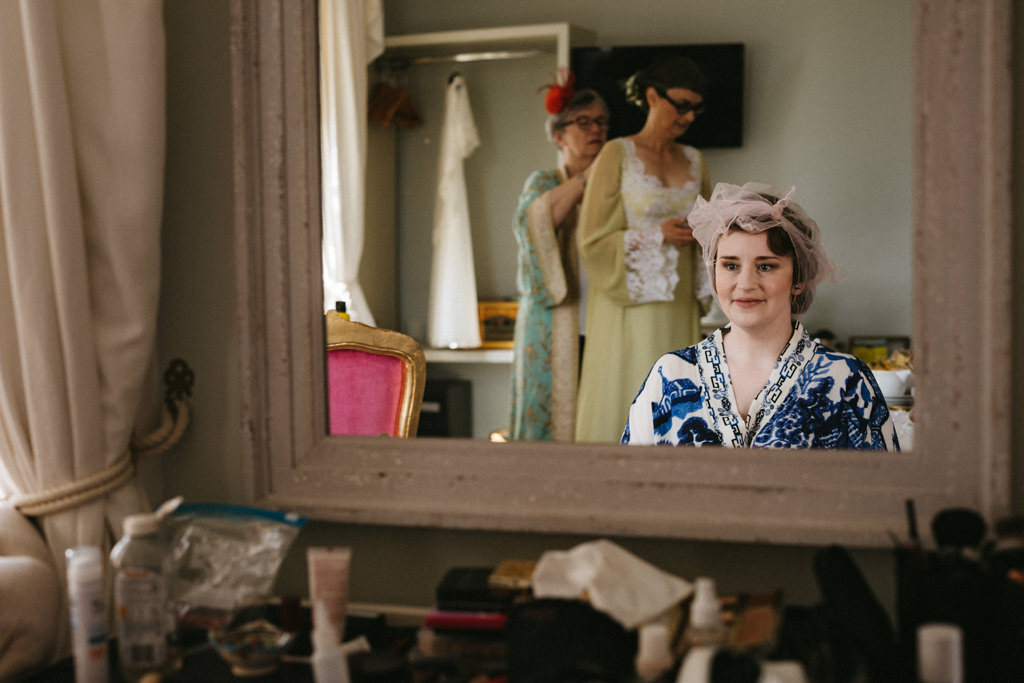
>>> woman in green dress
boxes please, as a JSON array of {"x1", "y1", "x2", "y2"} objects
[
  {"x1": 509, "y1": 73, "x2": 608, "y2": 441},
  {"x1": 575, "y1": 57, "x2": 712, "y2": 442}
]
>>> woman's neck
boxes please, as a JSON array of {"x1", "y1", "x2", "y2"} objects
[
  {"x1": 632, "y1": 120, "x2": 675, "y2": 153},
  {"x1": 722, "y1": 320, "x2": 794, "y2": 366}
]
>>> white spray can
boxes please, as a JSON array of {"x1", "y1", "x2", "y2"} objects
[{"x1": 66, "y1": 545, "x2": 109, "y2": 683}]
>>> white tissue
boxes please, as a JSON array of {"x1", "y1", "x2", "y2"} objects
[{"x1": 531, "y1": 539, "x2": 693, "y2": 629}]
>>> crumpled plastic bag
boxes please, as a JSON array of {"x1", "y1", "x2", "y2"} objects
[
  {"x1": 531, "y1": 539, "x2": 693, "y2": 629},
  {"x1": 165, "y1": 502, "x2": 306, "y2": 630}
]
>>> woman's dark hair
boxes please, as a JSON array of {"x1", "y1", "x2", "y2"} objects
[
  {"x1": 626, "y1": 56, "x2": 708, "y2": 111},
  {"x1": 727, "y1": 196, "x2": 811, "y2": 287},
  {"x1": 546, "y1": 88, "x2": 608, "y2": 141},
  {"x1": 764, "y1": 227, "x2": 801, "y2": 284}
]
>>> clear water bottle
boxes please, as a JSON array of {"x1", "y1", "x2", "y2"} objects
[{"x1": 110, "y1": 513, "x2": 174, "y2": 682}]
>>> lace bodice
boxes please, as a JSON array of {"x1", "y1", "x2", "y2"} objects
[{"x1": 618, "y1": 139, "x2": 704, "y2": 303}]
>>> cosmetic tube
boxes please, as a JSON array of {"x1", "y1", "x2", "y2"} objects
[
  {"x1": 311, "y1": 600, "x2": 350, "y2": 683},
  {"x1": 66, "y1": 546, "x2": 109, "y2": 683},
  {"x1": 307, "y1": 547, "x2": 353, "y2": 643}
]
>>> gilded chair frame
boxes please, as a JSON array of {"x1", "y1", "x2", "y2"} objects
[{"x1": 325, "y1": 315, "x2": 427, "y2": 438}]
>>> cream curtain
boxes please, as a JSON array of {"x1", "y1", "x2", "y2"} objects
[
  {"x1": 0, "y1": 0, "x2": 165, "y2": 659},
  {"x1": 320, "y1": 0, "x2": 384, "y2": 324}
]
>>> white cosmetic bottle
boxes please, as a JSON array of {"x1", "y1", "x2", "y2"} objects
[
  {"x1": 683, "y1": 577, "x2": 727, "y2": 648},
  {"x1": 66, "y1": 546, "x2": 109, "y2": 683},
  {"x1": 635, "y1": 620, "x2": 675, "y2": 682}
]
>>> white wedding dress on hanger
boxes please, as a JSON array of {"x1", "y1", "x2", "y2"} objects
[{"x1": 427, "y1": 73, "x2": 482, "y2": 349}]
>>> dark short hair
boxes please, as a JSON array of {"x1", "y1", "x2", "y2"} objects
[
  {"x1": 764, "y1": 226, "x2": 800, "y2": 284},
  {"x1": 629, "y1": 57, "x2": 708, "y2": 111}
]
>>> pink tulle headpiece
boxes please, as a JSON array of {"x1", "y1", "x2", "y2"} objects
[{"x1": 688, "y1": 182, "x2": 841, "y2": 317}]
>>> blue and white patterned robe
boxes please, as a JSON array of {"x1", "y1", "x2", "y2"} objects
[{"x1": 622, "y1": 323, "x2": 899, "y2": 450}]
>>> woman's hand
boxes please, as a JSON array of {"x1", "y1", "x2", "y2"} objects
[{"x1": 660, "y1": 217, "x2": 695, "y2": 246}]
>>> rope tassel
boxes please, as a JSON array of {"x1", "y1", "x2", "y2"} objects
[{"x1": 7, "y1": 359, "x2": 194, "y2": 517}]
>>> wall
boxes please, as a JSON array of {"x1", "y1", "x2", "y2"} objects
[
  {"x1": 158, "y1": 0, "x2": 1022, "y2": 623},
  {"x1": 159, "y1": 0, "x2": 245, "y2": 505}
]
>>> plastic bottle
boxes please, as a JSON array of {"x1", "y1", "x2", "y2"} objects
[
  {"x1": 683, "y1": 577, "x2": 727, "y2": 648},
  {"x1": 66, "y1": 546, "x2": 109, "y2": 683},
  {"x1": 635, "y1": 620, "x2": 675, "y2": 682},
  {"x1": 311, "y1": 599, "x2": 350, "y2": 683},
  {"x1": 917, "y1": 623, "x2": 963, "y2": 683},
  {"x1": 110, "y1": 513, "x2": 173, "y2": 682}
]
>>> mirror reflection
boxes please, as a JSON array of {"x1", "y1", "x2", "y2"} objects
[{"x1": 324, "y1": 1, "x2": 912, "y2": 444}]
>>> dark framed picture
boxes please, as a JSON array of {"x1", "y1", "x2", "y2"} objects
[{"x1": 571, "y1": 43, "x2": 745, "y2": 148}]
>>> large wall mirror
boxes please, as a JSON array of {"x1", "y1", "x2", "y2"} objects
[
  {"x1": 355, "y1": 5, "x2": 913, "y2": 442},
  {"x1": 231, "y1": 0, "x2": 1013, "y2": 547}
]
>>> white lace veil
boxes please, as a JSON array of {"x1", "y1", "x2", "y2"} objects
[{"x1": 688, "y1": 182, "x2": 840, "y2": 317}]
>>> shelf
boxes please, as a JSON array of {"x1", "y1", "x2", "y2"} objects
[
  {"x1": 383, "y1": 23, "x2": 595, "y2": 67},
  {"x1": 423, "y1": 347, "x2": 514, "y2": 364}
]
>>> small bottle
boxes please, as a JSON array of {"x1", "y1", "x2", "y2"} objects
[
  {"x1": 66, "y1": 546, "x2": 109, "y2": 683},
  {"x1": 311, "y1": 599, "x2": 350, "y2": 683},
  {"x1": 335, "y1": 301, "x2": 350, "y2": 321},
  {"x1": 635, "y1": 620, "x2": 674, "y2": 682},
  {"x1": 683, "y1": 577, "x2": 727, "y2": 648},
  {"x1": 917, "y1": 623, "x2": 963, "y2": 683},
  {"x1": 110, "y1": 513, "x2": 174, "y2": 682}
]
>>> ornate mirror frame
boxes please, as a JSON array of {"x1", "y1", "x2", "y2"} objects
[{"x1": 231, "y1": 0, "x2": 1013, "y2": 547}]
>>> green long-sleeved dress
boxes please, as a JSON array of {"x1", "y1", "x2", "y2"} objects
[{"x1": 575, "y1": 138, "x2": 710, "y2": 442}]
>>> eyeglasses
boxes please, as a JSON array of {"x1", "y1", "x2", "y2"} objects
[
  {"x1": 566, "y1": 115, "x2": 609, "y2": 131},
  {"x1": 655, "y1": 88, "x2": 706, "y2": 117}
]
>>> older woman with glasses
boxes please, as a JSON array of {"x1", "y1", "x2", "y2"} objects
[
  {"x1": 509, "y1": 71, "x2": 609, "y2": 441},
  {"x1": 574, "y1": 56, "x2": 712, "y2": 442}
]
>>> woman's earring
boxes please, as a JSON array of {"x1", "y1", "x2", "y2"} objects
[{"x1": 792, "y1": 284, "x2": 803, "y2": 294}]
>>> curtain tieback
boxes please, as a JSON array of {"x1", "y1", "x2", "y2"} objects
[{"x1": 9, "y1": 398, "x2": 191, "y2": 517}]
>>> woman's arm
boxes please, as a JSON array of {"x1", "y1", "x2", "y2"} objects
[
  {"x1": 514, "y1": 170, "x2": 570, "y2": 306},
  {"x1": 577, "y1": 141, "x2": 638, "y2": 307},
  {"x1": 848, "y1": 361, "x2": 902, "y2": 452},
  {"x1": 546, "y1": 172, "x2": 587, "y2": 229},
  {"x1": 698, "y1": 148, "x2": 711, "y2": 199},
  {"x1": 622, "y1": 361, "x2": 659, "y2": 445}
]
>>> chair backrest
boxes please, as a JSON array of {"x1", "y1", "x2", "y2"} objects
[{"x1": 325, "y1": 314, "x2": 426, "y2": 437}]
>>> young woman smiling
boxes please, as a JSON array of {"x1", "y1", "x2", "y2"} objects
[{"x1": 621, "y1": 182, "x2": 899, "y2": 450}]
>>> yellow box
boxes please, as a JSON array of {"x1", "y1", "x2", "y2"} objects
[{"x1": 478, "y1": 301, "x2": 517, "y2": 349}]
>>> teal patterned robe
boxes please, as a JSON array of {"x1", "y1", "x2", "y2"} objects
[{"x1": 509, "y1": 169, "x2": 581, "y2": 441}]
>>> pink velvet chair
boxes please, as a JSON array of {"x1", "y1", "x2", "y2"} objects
[{"x1": 325, "y1": 314, "x2": 426, "y2": 437}]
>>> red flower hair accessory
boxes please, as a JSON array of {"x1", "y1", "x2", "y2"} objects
[{"x1": 539, "y1": 67, "x2": 576, "y2": 115}]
